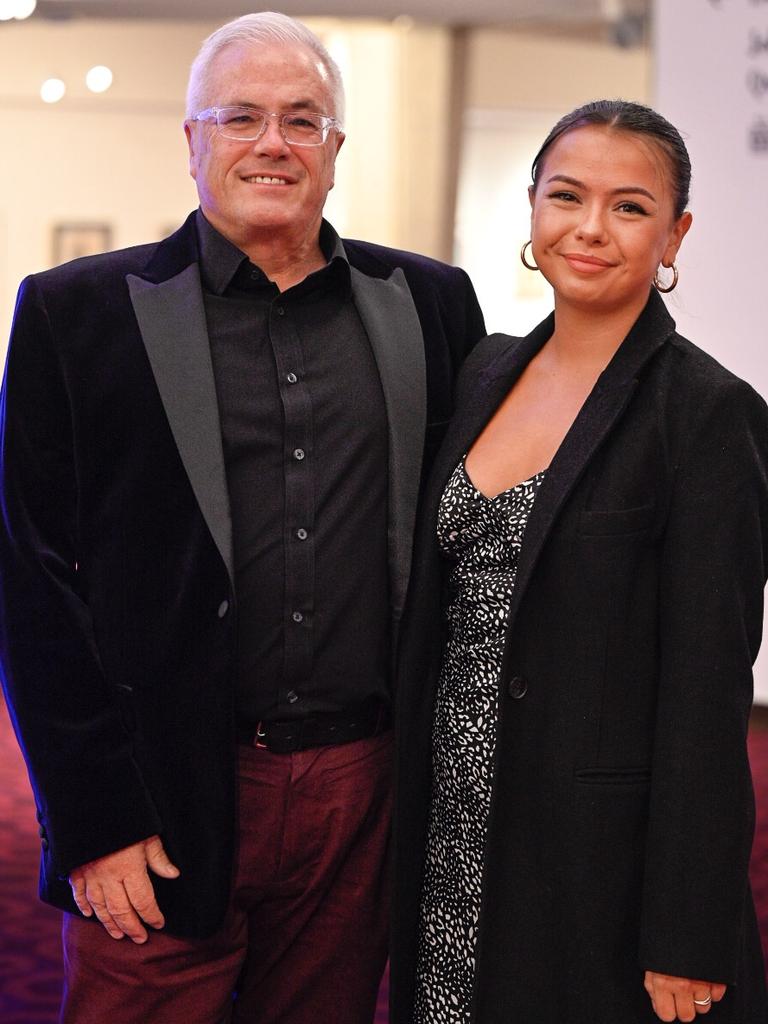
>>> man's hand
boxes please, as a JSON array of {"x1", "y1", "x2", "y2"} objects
[
  {"x1": 645, "y1": 971, "x2": 727, "y2": 1021},
  {"x1": 69, "y1": 835, "x2": 180, "y2": 943}
]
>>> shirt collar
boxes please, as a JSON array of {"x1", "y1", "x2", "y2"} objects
[{"x1": 194, "y1": 208, "x2": 349, "y2": 297}]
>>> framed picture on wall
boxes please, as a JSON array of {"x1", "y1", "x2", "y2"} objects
[{"x1": 52, "y1": 223, "x2": 112, "y2": 266}]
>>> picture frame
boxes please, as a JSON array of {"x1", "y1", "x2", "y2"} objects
[{"x1": 52, "y1": 223, "x2": 112, "y2": 266}]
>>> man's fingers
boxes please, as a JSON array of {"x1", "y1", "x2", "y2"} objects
[
  {"x1": 67, "y1": 836, "x2": 178, "y2": 941},
  {"x1": 105, "y1": 902, "x2": 149, "y2": 944},
  {"x1": 710, "y1": 984, "x2": 727, "y2": 1002},
  {"x1": 99, "y1": 882, "x2": 149, "y2": 944},
  {"x1": 68, "y1": 874, "x2": 93, "y2": 918},
  {"x1": 123, "y1": 874, "x2": 165, "y2": 931},
  {"x1": 144, "y1": 835, "x2": 180, "y2": 879},
  {"x1": 84, "y1": 887, "x2": 126, "y2": 941}
]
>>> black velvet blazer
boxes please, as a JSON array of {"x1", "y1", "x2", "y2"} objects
[
  {"x1": 391, "y1": 290, "x2": 768, "y2": 1024},
  {"x1": 0, "y1": 212, "x2": 485, "y2": 938}
]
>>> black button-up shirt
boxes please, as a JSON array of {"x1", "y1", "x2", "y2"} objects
[{"x1": 196, "y1": 211, "x2": 390, "y2": 725}]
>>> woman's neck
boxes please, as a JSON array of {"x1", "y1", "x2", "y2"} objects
[{"x1": 545, "y1": 292, "x2": 650, "y2": 374}]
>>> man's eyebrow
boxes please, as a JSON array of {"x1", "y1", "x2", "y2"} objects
[{"x1": 230, "y1": 99, "x2": 323, "y2": 111}]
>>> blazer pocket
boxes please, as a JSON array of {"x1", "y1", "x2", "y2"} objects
[
  {"x1": 578, "y1": 503, "x2": 655, "y2": 537},
  {"x1": 575, "y1": 766, "x2": 651, "y2": 786}
]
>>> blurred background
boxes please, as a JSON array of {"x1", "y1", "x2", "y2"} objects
[
  {"x1": 1, "y1": 2, "x2": 767, "y2": 1019},
  {"x1": 0, "y1": 0, "x2": 653, "y2": 346}
]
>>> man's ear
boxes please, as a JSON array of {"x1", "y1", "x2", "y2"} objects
[{"x1": 184, "y1": 122, "x2": 198, "y2": 181}]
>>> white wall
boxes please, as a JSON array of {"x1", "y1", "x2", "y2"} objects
[{"x1": 654, "y1": 0, "x2": 768, "y2": 702}]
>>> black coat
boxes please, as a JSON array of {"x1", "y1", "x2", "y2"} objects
[
  {"x1": 0, "y1": 212, "x2": 485, "y2": 939},
  {"x1": 391, "y1": 291, "x2": 768, "y2": 1023}
]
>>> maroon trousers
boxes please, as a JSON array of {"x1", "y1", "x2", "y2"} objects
[{"x1": 60, "y1": 732, "x2": 393, "y2": 1024}]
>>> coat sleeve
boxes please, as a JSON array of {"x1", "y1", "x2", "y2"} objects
[
  {"x1": 455, "y1": 266, "x2": 486, "y2": 358},
  {"x1": 0, "y1": 275, "x2": 161, "y2": 878},
  {"x1": 638, "y1": 375, "x2": 768, "y2": 983}
]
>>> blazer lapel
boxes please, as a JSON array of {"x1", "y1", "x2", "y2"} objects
[
  {"x1": 421, "y1": 318, "x2": 555, "y2": 537},
  {"x1": 350, "y1": 266, "x2": 426, "y2": 620},
  {"x1": 127, "y1": 263, "x2": 234, "y2": 584},
  {"x1": 504, "y1": 290, "x2": 677, "y2": 630}
]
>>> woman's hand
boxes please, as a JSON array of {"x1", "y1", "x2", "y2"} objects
[{"x1": 644, "y1": 971, "x2": 727, "y2": 1021}]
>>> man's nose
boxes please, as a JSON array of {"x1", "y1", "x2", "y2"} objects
[{"x1": 254, "y1": 116, "x2": 290, "y2": 156}]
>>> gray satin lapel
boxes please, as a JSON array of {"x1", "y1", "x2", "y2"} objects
[
  {"x1": 127, "y1": 266, "x2": 233, "y2": 583},
  {"x1": 351, "y1": 267, "x2": 426, "y2": 619}
]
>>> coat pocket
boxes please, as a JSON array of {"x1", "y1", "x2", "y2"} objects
[
  {"x1": 578, "y1": 504, "x2": 655, "y2": 537},
  {"x1": 575, "y1": 766, "x2": 651, "y2": 786}
]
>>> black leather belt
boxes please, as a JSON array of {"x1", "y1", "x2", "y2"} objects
[{"x1": 237, "y1": 702, "x2": 391, "y2": 754}]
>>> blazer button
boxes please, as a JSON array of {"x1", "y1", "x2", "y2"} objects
[
  {"x1": 217, "y1": 600, "x2": 230, "y2": 618},
  {"x1": 508, "y1": 675, "x2": 528, "y2": 700},
  {"x1": 41, "y1": 837, "x2": 49, "y2": 851}
]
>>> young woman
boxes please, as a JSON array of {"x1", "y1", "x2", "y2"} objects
[{"x1": 391, "y1": 100, "x2": 768, "y2": 1024}]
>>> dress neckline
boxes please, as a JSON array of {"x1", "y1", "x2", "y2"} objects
[{"x1": 460, "y1": 455, "x2": 547, "y2": 503}]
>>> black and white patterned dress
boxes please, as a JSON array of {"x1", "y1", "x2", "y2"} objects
[{"x1": 413, "y1": 457, "x2": 546, "y2": 1023}]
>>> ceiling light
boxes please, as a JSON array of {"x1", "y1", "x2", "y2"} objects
[
  {"x1": 40, "y1": 78, "x2": 66, "y2": 104},
  {"x1": 86, "y1": 65, "x2": 113, "y2": 93},
  {"x1": 13, "y1": 0, "x2": 37, "y2": 18},
  {"x1": 0, "y1": 1, "x2": 17, "y2": 20}
]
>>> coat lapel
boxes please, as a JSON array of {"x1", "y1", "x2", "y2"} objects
[
  {"x1": 127, "y1": 261, "x2": 234, "y2": 585},
  {"x1": 421, "y1": 291, "x2": 676, "y2": 639},
  {"x1": 503, "y1": 290, "x2": 677, "y2": 630},
  {"x1": 350, "y1": 266, "x2": 427, "y2": 620}
]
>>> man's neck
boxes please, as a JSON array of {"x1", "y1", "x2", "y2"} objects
[{"x1": 206, "y1": 211, "x2": 328, "y2": 292}]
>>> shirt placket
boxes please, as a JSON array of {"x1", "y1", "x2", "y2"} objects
[{"x1": 269, "y1": 298, "x2": 315, "y2": 712}]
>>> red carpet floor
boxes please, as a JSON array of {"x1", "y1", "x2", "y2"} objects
[{"x1": 1, "y1": 696, "x2": 766, "y2": 1023}]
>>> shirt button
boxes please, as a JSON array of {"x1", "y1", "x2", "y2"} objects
[
  {"x1": 292, "y1": 611, "x2": 303, "y2": 623},
  {"x1": 293, "y1": 448, "x2": 305, "y2": 461},
  {"x1": 508, "y1": 675, "x2": 528, "y2": 700},
  {"x1": 296, "y1": 528, "x2": 308, "y2": 540},
  {"x1": 287, "y1": 690, "x2": 299, "y2": 704},
  {"x1": 217, "y1": 600, "x2": 229, "y2": 618},
  {"x1": 286, "y1": 372, "x2": 298, "y2": 384}
]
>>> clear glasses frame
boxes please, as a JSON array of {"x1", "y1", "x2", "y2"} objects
[{"x1": 189, "y1": 105, "x2": 342, "y2": 147}]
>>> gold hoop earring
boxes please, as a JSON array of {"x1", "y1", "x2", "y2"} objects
[
  {"x1": 520, "y1": 240, "x2": 539, "y2": 272},
  {"x1": 653, "y1": 263, "x2": 679, "y2": 293}
]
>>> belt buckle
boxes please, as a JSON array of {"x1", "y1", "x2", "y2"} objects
[{"x1": 255, "y1": 722, "x2": 268, "y2": 749}]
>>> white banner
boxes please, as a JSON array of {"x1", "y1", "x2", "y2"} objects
[{"x1": 655, "y1": 0, "x2": 768, "y2": 700}]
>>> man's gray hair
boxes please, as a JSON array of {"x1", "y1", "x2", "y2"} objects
[{"x1": 186, "y1": 11, "x2": 345, "y2": 125}]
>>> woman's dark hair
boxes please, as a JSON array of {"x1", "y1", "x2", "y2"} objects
[{"x1": 531, "y1": 99, "x2": 691, "y2": 219}]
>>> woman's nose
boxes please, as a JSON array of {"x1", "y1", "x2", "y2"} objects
[{"x1": 576, "y1": 203, "x2": 608, "y2": 242}]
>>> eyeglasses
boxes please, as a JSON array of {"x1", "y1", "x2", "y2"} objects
[{"x1": 189, "y1": 105, "x2": 342, "y2": 146}]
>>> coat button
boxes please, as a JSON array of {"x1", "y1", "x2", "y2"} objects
[
  {"x1": 41, "y1": 837, "x2": 49, "y2": 851},
  {"x1": 217, "y1": 600, "x2": 230, "y2": 618},
  {"x1": 508, "y1": 675, "x2": 528, "y2": 699}
]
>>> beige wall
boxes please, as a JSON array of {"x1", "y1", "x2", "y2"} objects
[
  {"x1": 0, "y1": 17, "x2": 649, "y2": 349},
  {"x1": 465, "y1": 28, "x2": 649, "y2": 109},
  {"x1": 457, "y1": 30, "x2": 650, "y2": 336},
  {"x1": 0, "y1": 17, "x2": 453, "y2": 348}
]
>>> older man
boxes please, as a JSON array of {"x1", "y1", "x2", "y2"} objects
[{"x1": 0, "y1": 11, "x2": 484, "y2": 1024}]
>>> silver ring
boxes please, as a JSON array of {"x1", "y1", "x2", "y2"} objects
[{"x1": 693, "y1": 994, "x2": 712, "y2": 1006}]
